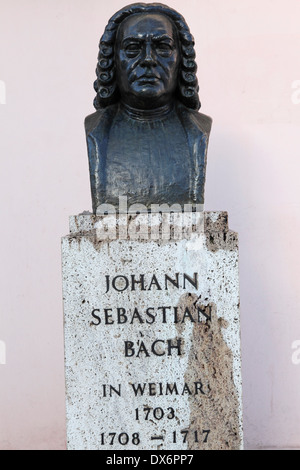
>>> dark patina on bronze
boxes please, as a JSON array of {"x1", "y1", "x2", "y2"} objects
[{"x1": 85, "y1": 3, "x2": 212, "y2": 213}]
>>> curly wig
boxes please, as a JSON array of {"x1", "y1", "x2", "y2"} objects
[{"x1": 93, "y1": 3, "x2": 201, "y2": 111}]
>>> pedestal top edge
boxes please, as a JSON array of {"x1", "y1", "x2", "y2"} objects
[{"x1": 67, "y1": 211, "x2": 230, "y2": 236}]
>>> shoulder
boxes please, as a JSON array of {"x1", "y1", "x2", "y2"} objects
[
  {"x1": 84, "y1": 105, "x2": 118, "y2": 136},
  {"x1": 175, "y1": 102, "x2": 213, "y2": 137},
  {"x1": 190, "y1": 110, "x2": 213, "y2": 136}
]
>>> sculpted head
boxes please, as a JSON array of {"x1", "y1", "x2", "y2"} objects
[
  {"x1": 115, "y1": 13, "x2": 181, "y2": 109},
  {"x1": 93, "y1": 3, "x2": 200, "y2": 111}
]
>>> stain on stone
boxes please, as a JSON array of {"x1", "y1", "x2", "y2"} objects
[
  {"x1": 200, "y1": 212, "x2": 238, "y2": 253},
  {"x1": 204, "y1": 212, "x2": 228, "y2": 232},
  {"x1": 176, "y1": 293, "x2": 241, "y2": 450},
  {"x1": 205, "y1": 230, "x2": 238, "y2": 253}
]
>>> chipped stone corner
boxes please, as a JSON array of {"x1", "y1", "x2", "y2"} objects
[{"x1": 202, "y1": 212, "x2": 238, "y2": 252}]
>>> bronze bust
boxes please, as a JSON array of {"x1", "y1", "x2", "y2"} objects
[{"x1": 85, "y1": 3, "x2": 212, "y2": 213}]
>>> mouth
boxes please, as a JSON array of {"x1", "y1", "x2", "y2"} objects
[{"x1": 136, "y1": 75, "x2": 160, "y2": 85}]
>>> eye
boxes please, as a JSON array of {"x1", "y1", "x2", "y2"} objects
[
  {"x1": 155, "y1": 42, "x2": 173, "y2": 57},
  {"x1": 124, "y1": 43, "x2": 141, "y2": 57}
]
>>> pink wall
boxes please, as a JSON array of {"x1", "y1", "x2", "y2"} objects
[{"x1": 0, "y1": 0, "x2": 300, "y2": 449}]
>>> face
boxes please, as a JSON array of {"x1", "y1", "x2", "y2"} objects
[{"x1": 115, "y1": 13, "x2": 181, "y2": 109}]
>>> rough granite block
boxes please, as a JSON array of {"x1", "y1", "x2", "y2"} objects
[{"x1": 62, "y1": 211, "x2": 243, "y2": 450}]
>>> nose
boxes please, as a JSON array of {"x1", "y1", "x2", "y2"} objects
[{"x1": 140, "y1": 43, "x2": 156, "y2": 66}]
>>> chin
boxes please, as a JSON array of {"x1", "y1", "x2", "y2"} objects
[
  {"x1": 133, "y1": 83, "x2": 163, "y2": 95},
  {"x1": 134, "y1": 90, "x2": 166, "y2": 105}
]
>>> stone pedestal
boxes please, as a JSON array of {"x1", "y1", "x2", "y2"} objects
[{"x1": 62, "y1": 211, "x2": 243, "y2": 450}]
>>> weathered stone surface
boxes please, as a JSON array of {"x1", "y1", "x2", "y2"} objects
[{"x1": 62, "y1": 211, "x2": 243, "y2": 450}]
